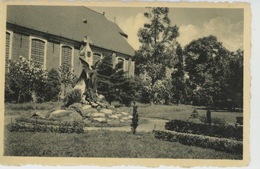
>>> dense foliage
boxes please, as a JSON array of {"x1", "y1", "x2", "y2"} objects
[
  {"x1": 184, "y1": 36, "x2": 243, "y2": 109},
  {"x1": 165, "y1": 120, "x2": 243, "y2": 140},
  {"x1": 97, "y1": 55, "x2": 139, "y2": 106},
  {"x1": 134, "y1": 7, "x2": 243, "y2": 110},
  {"x1": 154, "y1": 130, "x2": 242, "y2": 154},
  {"x1": 4, "y1": 59, "x2": 75, "y2": 103},
  {"x1": 63, "y1": 89, "x2": 82, "y2": 107},
  {"x1": 134, "y1": 7, "x2": 180, "y2": 104},
  {"x1": 7, "y1": 120, "x2": 84, "y2": 134}
]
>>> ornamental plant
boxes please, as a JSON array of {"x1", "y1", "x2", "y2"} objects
[{"x1": 131, "y1": 103, "x2": 139, "y2": 134}]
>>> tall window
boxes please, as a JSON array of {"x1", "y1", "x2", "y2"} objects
[
  {"x1": 117, "y1": 58, "x2": 124, "y2": 70},
  {"x1": 5, "y1": 31, "x2": 12, "y2": 71},
  {"x1": 60, "y1": 45, "x2": 73, "y2": 67},
  {"x1": 30, "y1": 37, "x2": 47, "y2": 68}
]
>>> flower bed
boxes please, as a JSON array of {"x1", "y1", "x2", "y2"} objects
[
  {"x1": 7, "y1": 121, "x2": 84, "y2": 134},
  {"x1": 154, "y1": 130, "x2": 242, "y2": 154},
  {"x1": 165, "y1": 120, "x2": 242, "y2": 140}
]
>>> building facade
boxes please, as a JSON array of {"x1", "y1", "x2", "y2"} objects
[{"x1": 5, "y1": 6, "x2": 135, "y2": 77}]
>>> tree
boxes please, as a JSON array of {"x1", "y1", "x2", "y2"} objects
[
  {"x1": 4, "y1": 59, "x2": 48, "y2": 103},
  {"x1": 184, "y1": 35, "x2": 238, "y2": 109},
  {"x1": 97, "y1": 55, "x2": 115, "y2": 104},
  {"x1": 135, "y1": 7, "x2": 179, "y2": 85},
  {"x1": 226, "y1": 49, "x2": 243, "y2": 110},
  {"x1": 171, "y1": 44, "x2": 186, "y2": 105},
  {"x1": 97, "y1": 55, "x2": 139, "y2": 106}
]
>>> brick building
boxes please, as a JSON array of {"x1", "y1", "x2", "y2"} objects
[{"x1": 5, "y1": 6, "x2": 135, "y2": 76}]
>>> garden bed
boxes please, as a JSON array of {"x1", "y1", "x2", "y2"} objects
[
  {"x1": 154, "y1": 130, "x2": 242, "y2": 154},
  {"x1": 165, "y1": 120, "x2": 242, "y2": 140}
]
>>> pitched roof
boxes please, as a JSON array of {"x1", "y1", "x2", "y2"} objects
[{"x1": 7, "y1": 5, "x2": 135, "y2": 56}]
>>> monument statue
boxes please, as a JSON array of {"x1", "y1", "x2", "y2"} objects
[{"x1": 78, "y1": 36, "x2": 100, "y2": 103}]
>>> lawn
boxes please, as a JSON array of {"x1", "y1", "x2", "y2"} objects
[
  {"x1": 4, "y1": 130, "x2": 242, "y2": 159},
  {"x1": 119, "y1": 104, "x2": 243, "y2": 124},
  {"x1": 5, "y1": 102, "x2": 242, "y2": 125}
]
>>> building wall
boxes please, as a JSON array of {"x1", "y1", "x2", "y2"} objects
[
  {"x1": 46, "y1": 41, "x2": 60, "y2": 70},
  {"x1": 6, "y1": 28, "x2": 135, "y2": 77},
  {"x1": 11, "y1": 32, "x2": 30, "y2": 61}
]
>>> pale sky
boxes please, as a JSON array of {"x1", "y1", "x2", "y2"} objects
[{"x1": 89, "y1": 7, "x2": 244, "y2": 52}]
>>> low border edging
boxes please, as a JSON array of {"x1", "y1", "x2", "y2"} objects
[
  {"x1": 154, "y1": 130, "x2": 242, "y2": 154},
  {"x1": 165, "y1": 120, "x2": 243, "y2": 140}
]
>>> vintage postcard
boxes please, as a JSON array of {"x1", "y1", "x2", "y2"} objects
[{"x1": 0, "y1": 1, "x2": 250, "y2": 167}]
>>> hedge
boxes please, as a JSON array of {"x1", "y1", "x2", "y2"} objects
[
  {"x1": 154, "y1": 130, "x2": 243, "y2": 154},
  {"x1": 165, "y1": 120, "x2": 242, "y2": 140},
  {"x1": 7, "y1": 121, "x2": 84, "y2": 134}
]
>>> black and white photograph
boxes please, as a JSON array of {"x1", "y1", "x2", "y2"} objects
[{"x1": 0, "y1": 1, "x2": 251, "y2": 167}]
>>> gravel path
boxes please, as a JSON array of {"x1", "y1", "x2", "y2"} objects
[{"x1": 84, "y1": 117, "x2": 167, "y2": 132}]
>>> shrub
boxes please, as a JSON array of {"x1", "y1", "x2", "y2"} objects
[
  {"x1": 63, "y1": 89, "x2": 82, "y2": 107},
  {"x1": 154, "y1": 130, "x2": 242, "y2": 154},
  {"x1": 7, "y1": 120, "x2": 84, "y2": 133},
  {"x1": 4, "y1": 59, "x2": 63, "y2": 103},
  {"x1": 165, "y1": 120, "x2": 242, "y2": 140},
  {"x1": 44, "y1": 69, "x2": 61, "y2": 102},
  {"x1": 131, "y1": 104, "x2": 139, "y2": 134}
]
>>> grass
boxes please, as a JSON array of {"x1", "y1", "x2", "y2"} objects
[
  {"x1": 4, "y1": 130, "x2": 241, "y2": 159},
  {"x1": 5, "y1": 102, "x2": 63, "y2": 115},
  {"x1": 119, "y1": 104, "x2": 243, "y2": 124}
]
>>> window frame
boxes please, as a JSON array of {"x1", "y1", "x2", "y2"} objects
[
  {"x1": 59, "y1": 44, "x2": 74, "y2": 68},
  {"x1": 29, "y1": 36, "x2": 47, "y2": 69},
  {"x1": 5, "y1": 30, "x2": 13, "y2": 61},
  {"x1": 117, "y1": 57, "x2": 125, "y2": 71}
]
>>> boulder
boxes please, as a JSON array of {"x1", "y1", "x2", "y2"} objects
[
  {"x1": 93, "y1": 117, "x2": 107, "y2": 123},
  {"x1": 34, "y1": 111, "x2": 47, "y2": 119},
  {"x1": 91, "y1": 112, "x2": 105, "y2": 118},
  {"x1": 91, "y1": 102, "x2": 99, "y2": 108},
  {"x1": 107, "y1": 120, "x2": 120, "y2": 125},
  {"x1": 82, "y1": 105, "x2": 92, "y2": 111},
  {"x1": 108, "y1": 105, "x2": 115, "y2": 110},
  {"x1": 100, "y1": 109, "x2": 113, "y2": 115},
  {"x1": 83, "y1": 119, "x2": 92, "y2": 125},
  {"x1": 119, "y1": 119, "x2": 125, "y2": 123},
  {"x1": 97, "y1": 94, "x2": 105, "y2": 102},
  {"x1": 49, "y1": 110, "x2": 82, "y2": 122},
  {"x1": 108, "y1": 114, "x2": 119, "y2": 119},
  {"x1": 68, "y1": 111, "x2": 83, "y2": 121},
  {"x1": 82, "y1": 108, "x2": 99, "y2": 117},
  {"x1": 69, "y1": 103, "x2": 82, "y2": 109},
  {"x1": 122, "y1": 116, "x2": 130, "y2": 120},
  {"x1": 50, "y1": 110, "x2": 72, "y2": 117},
  {"x1": 121, "y1": 112, "x2": 129, "y2": 116}
]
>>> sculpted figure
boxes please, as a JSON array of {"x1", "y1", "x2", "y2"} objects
[{"x1": 78, "y1": 36, "x2": 100, "y2": 102}]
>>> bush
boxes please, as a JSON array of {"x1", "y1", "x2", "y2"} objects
[
  {"x1": 7, "y1": 120, "x2": 84, "y2": 134},
  {"x1": 4, "y1": 59, "x2": 63, "y2": 103},
  {"x1": 165, "y1": 120, "x2": 242, "y2": 140},
  {"x1": 63, "y1": 89, "x2": 82, "y2": 107},
  {"x1": 44, "y1": 69, "x2": 61, "y2": 102},
  {"x1": 154, "y1": 130, "x2": 242, "y2": 154}
]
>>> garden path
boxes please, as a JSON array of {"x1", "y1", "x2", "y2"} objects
[{"x1": 84, "y1": 117, "x2": 167, "y2": 132}]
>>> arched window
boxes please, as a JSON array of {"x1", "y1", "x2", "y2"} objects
[
  {"x1": 117, "y1": 58, "x2": 124, "y2": 70},
  {"x1": 5, "y1": 31, "x2": 12, "y2": 71},
  {"x1": 29, "y1": 37, "x2": 47, "y2": 68},
  {"x1": 60, "y1": 45, "x2": 73, "y2": 67}
]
